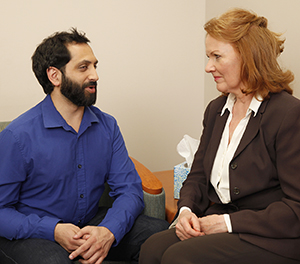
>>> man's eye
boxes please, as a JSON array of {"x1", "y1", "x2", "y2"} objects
[
  {"x1": 214, "y1": 54, "x2": 221, "y2": 59},
  {"x1": 79, "y1": 65, "x2": 87, "y2": 70}
]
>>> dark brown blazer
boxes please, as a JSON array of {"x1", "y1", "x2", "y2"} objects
[{"x1": 178, "y1": 91, "x2": 300, "y2": 260}]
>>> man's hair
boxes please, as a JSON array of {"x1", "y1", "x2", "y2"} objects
[
  {"x1": 32, "y1": 28, "x2": 90, "y2": 94},
  {"x1": 204, "y1": 8, "x2": 294, "y2": 99}
]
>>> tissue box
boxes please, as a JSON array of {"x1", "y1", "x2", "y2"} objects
[{"x1": 174, "y1": 162, "x2": 190, "y2": 199}]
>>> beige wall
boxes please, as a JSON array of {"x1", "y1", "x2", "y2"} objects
[
  {"x1": 0, "y1": 0, "x2": 206, "y2": 171},
  {"x1": 205, "y1": 0, "x2": 300, "y2": 106},
  {"x1": 1, "y1": 1, "x2": 299, "y2": 172}
]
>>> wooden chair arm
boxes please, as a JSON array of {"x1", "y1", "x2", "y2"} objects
[{"x1": 130, "y1": 157, "x2": 163, "y2": 195}]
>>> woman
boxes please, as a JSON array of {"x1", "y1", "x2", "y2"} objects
[{"x1": 139, "y1": 8, "x2": 300, "y2": 264}]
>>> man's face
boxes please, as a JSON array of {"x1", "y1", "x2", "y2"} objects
[
  {"x1": 61, "y1": 43, "x2": 99, "y2": 107},
  {"x1": 60, "y1": 73, "x2": 97, "y2": 106}
]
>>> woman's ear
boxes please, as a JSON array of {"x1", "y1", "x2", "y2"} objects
[{"x1": 47, "y1": 67, "x2": 62, "y2": 87}]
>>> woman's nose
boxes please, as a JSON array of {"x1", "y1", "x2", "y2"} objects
[{"x1": 205, "y1": 59, "x2": 215, "y2": 73}]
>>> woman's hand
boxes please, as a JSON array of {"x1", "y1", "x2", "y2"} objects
[
  {"x1": 175, "y1": 209, "x2": 204, "y2": 240},
  {"x1": 198, "y1": 214, "x2": 228, "y2": 235}
]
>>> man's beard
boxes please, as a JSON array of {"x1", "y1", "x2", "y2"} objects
[{"x1": 60, "y1": 73, "x2": 97, "y2": 107}]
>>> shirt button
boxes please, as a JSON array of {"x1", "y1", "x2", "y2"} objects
[
  {"x1": 233, "y1": 187, "x2": 240, "y2": 195},
  {"x1": 231, "y1": 163, "x2": 238, "y2": 170},
  {"x1": 78, "y1": 164, "x2": 82, "y2": 169},
  {"x1": 80, "y1": 194, "x2": 84, "y2": 198}
]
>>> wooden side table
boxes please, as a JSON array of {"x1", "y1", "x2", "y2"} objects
[{"x1": 153, "y1": 170, "x2": 178, "y2": 223}]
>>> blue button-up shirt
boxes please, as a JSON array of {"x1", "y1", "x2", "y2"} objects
[{"x1": 0, "y1": 95, "x2": 144, "y2": 245}]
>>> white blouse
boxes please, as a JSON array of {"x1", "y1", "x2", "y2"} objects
[
  {"x1": 178, "y1": 93, "x2": 262, "y2": 232},
  {"x1": 210, "y1": 93, "x2": 262, "y2": 203},
  {"x1": 210, "y1": 93, "x2": 262, "y2": 231}
]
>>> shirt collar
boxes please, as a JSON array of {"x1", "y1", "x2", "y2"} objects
[
  {"x1": 221, "y1": 93, "x2": 262, "y2": 117},
  {"x1": 42, "y1": 95, "x2": 99, "y2": 131},
  {"x1": 80, "y1": 106, "x2": 100, "y2": 133}
]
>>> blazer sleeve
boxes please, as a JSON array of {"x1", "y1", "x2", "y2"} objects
[{"x1": 178, "y1": 97, "x2": 224, "y2": 215}]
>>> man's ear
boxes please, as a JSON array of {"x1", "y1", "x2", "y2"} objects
[{"x1": 47, "y1": 67, "x2": 62, "y2": 87}]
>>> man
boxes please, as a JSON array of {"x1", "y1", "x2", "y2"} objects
[{"x1": 0, "y1": 28, "x2": 168, "y2": 264}]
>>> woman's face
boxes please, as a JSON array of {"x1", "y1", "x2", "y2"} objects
[{"x1": 205, "y1": 34, "x2": 244, "y2": 96}]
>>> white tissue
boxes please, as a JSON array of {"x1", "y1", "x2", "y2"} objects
[{"x1": 176, "y1": 135, "x2": 200, "y2": 167}]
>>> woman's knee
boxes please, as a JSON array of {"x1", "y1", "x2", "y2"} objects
[
  {"x1": 139, "y1": 232, "x2": 162, "y2": 264},
  {"x1": 139, "y1": 229, "x2": 179, "y2": 264},
  {"x1": 161, "y1": 242, "x2": 192, "y2": 264}
]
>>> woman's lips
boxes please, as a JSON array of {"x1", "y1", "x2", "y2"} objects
[{"x1": 213, "y1": 76, "x2": 221, "y2": 82}]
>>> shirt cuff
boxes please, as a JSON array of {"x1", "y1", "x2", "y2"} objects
[
  {"x1": 223, "y1": 214, "x2": 232, "y2": 233},
  {"x1": 179, "y1": 206, "x2": 191, "y2": 214}
]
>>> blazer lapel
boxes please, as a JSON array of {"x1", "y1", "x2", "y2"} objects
[
  {"x1": 233, "y1": 99, "x2": 268, "y2": 159},
  {"x1": 205, "y1": 109, "x2": 229, "y2": 174}
]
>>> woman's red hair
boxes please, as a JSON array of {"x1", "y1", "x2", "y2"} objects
[{"x1": 204, "y1": 8, "x2": 294, "y2": 99}]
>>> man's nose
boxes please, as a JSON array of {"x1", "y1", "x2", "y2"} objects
[{"x1": 89, "y1": 67, "x2": 99, "y2": 82}]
